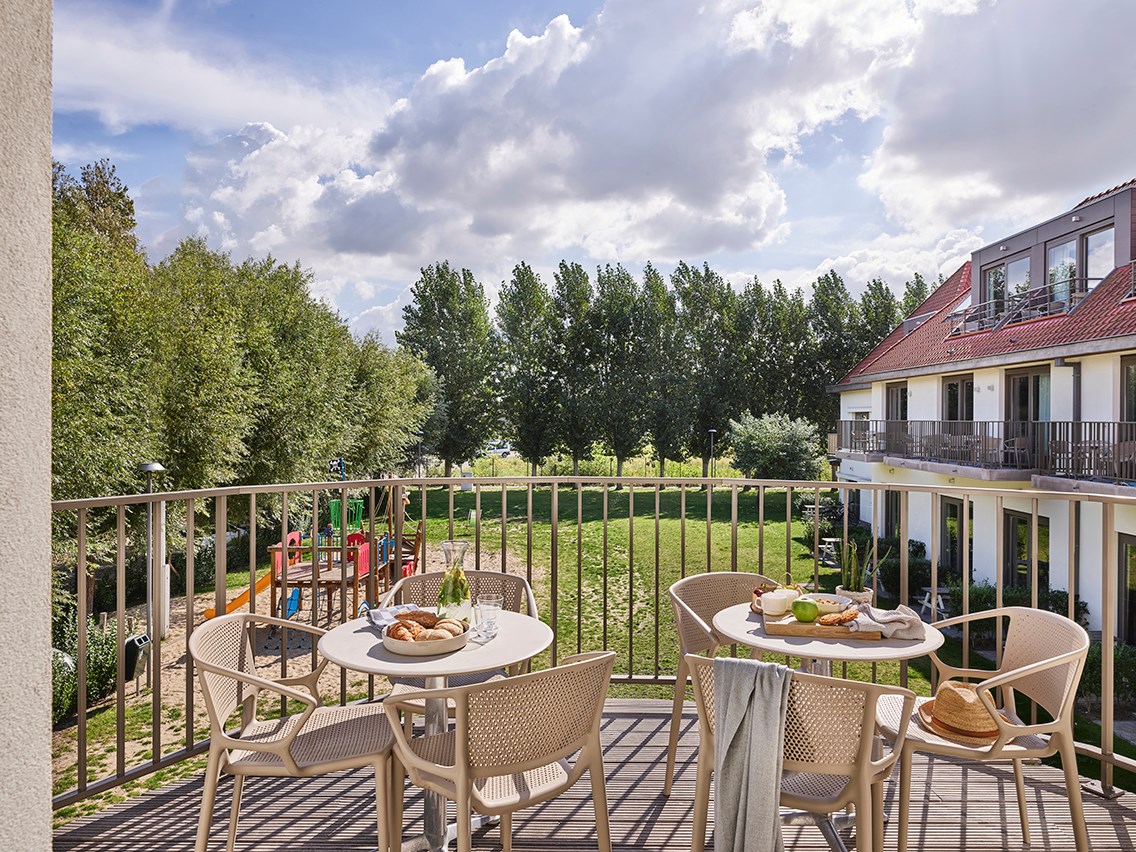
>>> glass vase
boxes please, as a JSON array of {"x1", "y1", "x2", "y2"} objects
[{"x1": 438, "y1": 540, "x2": 472, "y2": 621}]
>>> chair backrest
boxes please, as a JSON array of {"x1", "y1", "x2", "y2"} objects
[
  {"x1": 457, "y1": 651, "x2": 615, "y2": 777},
  {"x1": 686, "y1": 655, "x2": 909, "y2": 780},
  {"x1": 997, "y1": 606, "x2": 1089, "y2": 719},
  {"x1": 189, "y1": 614, "x2": 257, "y2": 731},
  {"x1": 382, "y1": 569, "x2": 539, "y2": 617},
  {"x1": 273, "y1": 530, "x2": 302, "y2": 573},
  {"x1": 669, "y1": 571, "x2": 778, "y2": 655}
]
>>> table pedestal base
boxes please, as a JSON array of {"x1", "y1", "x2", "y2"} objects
[{"x1": 400, "y1": 813, "x2": 501, "y2": 852}]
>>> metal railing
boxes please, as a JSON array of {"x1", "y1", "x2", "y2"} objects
[
  {"x1": 835, "y1": 419, "x2": 1136, "y2": 482},
  {"x1": 948, "y1": 275, "x2": 1110, "y2": 336},
  {"x1": 48, "y1": 475, "x2": 1136, "y2": 807}
]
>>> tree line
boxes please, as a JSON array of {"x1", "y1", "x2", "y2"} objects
[
  {"x1": 398, "y1": 260, "x2": 933, "y2": 477},
  {"x1": 52, "y1": 160, "x2": 436, "y2": 502}
]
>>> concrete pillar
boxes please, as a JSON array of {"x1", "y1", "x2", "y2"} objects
[{"x1": 0, "y1": 0, "x2": 53, "y2": 849}]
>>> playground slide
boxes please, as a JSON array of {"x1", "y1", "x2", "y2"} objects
[{"x1": 204, "y1": 567, "x2": 273, "y2": 619}]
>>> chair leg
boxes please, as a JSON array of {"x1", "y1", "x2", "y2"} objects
[
  {"x1": 816, "y1": 816, "x2": 849, "y2": 852},
  {"x1": 855, "y1": 789, "x2": 873, "y2": 852},
  {"x1": 457, "y1": 793, "x2": 472, "y2": 852},
  {"x1": 501, "y1": 811, "x2": 512, "y2": 852},
  {"x1": 871, "y1": 782, "x2": 884, "y2": 852},
  {"x1": 692, "y1": 749, "x2": 711, "y2": 852},
  {"x1": 590, "y1": 758, "x2": 612, "y2": 852},
  {"x1": 1012, "y1": 758, "x2": 1030, "y2": 845},
  {"x1": 1058, "y1": 739, "x2": 1090, "y2": 852},
  {"x1": 374, "y1": 757, "x2": 390, "y2": 852},
  {"x1": 664, "y1": 656, "x2": 687, "y2": 797},
  {"x1": 390, "y1": 753, "x2": 405, "y2": 852},
  {"x1": 225, "y1": 774, "x2": 244, "y2": 852},
  {"x1": 897, "y1": 747, "x2": 912, "y2": 852},
  {"x1": 195, "y1": 747, "x2": 224, "y2": 852}
]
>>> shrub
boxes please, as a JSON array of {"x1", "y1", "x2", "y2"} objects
[
  {"x1": 56, "y1": 614, "x2": 122, "y2": 706},
  {"x1": 730, "y1": 412, "x2": 823, "y2": 481},
  {"x1": 877, "y1": 558, "x2": 932, "y2": 599},
  {"x1": 1080, "y1": 642, "x2": 1136, "y2": 711},
  {"x1": 941, "y1": 579, "x2": 1090, "y2": 641},
  {"x1": 52, "y1": 649, "x2": 77, "y2": 726}
]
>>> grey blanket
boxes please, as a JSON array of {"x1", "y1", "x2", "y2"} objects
[
  {"x1": 713, "y1": 658, "x2": 793, "y2": 852},
  {"x1": 847, "y1": 603, "x2": 926, "y2": 640}
]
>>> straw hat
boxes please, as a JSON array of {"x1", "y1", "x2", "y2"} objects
[{"x1": 917, "y1": 681, "x2": 1005, "y2": 745}]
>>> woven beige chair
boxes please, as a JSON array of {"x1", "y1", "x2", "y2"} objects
[
  {"x1": 686, "y1": 654, "x2": 916, "y2": 852},
  {"x1": 876, "y1": 606, "x2": 1090, "y2": 852},
  {"x1": 383, "y1": 651, "x2": 616, "y2": 852},
  {"x1": 189, "y1": 613, "x2": 394, "y2": 852},
  {"x1": 664, "y1": 570, "x2": 778, "y2": 796}
]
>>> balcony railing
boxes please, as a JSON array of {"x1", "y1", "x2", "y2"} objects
[
  {"x1": 835, "y1": 419, "x2": 1136, "y2": 482},
  {"x1": 48, "y1": 475, "x2": 1136, "y2": 811},
  {"x1": 947, "y1": 274, "x2": 1110, "y2": 336}
]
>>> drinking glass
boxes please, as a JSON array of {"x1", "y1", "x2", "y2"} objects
[{"x1": 473, "y1": 594, "x2": 504, "y2": 639}]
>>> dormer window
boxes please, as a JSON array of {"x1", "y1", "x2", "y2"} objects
[
  {"x1": 982, "y1": 255, "x2": 1030, "y2": 314},
  {"x1": 1047, "y1": 238, "x2": 1076, "y2": 305}
]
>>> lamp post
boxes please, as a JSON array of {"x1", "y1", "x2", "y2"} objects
[
  {"x1": 708, "y1": 429, "x2": 717, "y2": 479},
  {"x1": 138, "y1": 462, "x2": 165, "y2": 680}
]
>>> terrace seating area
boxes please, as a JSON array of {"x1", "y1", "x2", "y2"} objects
[{"x1": 53, "y1": 699, "x2": 1136, "y2": 851}]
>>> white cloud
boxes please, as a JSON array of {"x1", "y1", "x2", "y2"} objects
[{"x1": 54, "y1": 1, "x2": 390, "y2": 134}]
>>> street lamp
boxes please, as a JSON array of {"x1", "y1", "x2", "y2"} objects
[
  {"x1": 138, "y1": 462, "x2": 165, "y2": 680},
  {"x1": 708, "y1": 429, "x2": 717, "y2": 479}
]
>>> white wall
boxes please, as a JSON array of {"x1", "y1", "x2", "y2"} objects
[
  {"x1": 1081, "y1": 353, "x2": 1121, "y2": 421},
  {"x1": 906, "y1": 375, "x2": 940, "y2": 421},
  {"x1": 839, "y1": 388, "x2": 872, "y2": 419},
  {"x1": 0, "y1": 0, "x2": 53, "y2": 847},
  {"x1": 972, "y1": 367, "x2": 1003, "y2": 420}
]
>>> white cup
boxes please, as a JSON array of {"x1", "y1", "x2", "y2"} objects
[{"x1": 762, "y1": 590, "x2": 792, "y2": 616}]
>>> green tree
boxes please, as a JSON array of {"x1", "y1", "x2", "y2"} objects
[
  {"x1": 805, "y1": 270, "x2": 860, "y2": 428},
  {"x1": 495, "y1": 263, "x2": 559, "y2": 473},
  {"x1": 641, "y1": 264, "x2": 688, "y2": 476},
  {"x1": 397, "y1": 262, "x2": 495, "y2": 475},
  {"x1": 859, "y1": 278, "x2": 901, "y2": 356},
  {"x1": 754, "y1": 280, "x2": 812, "y2": 422},
  {"x1": 901, "y1": 272, "x2": 932, "y2": 317},
  {"x1": 551, "y1": 261, "x2": 599, "y2": 474},
  {"x1": 149, "y1": 239, "x2": 256, "y2": 490},
  {"x1": 53, "y1": 158, "x2": 139, "y2": 252},
  {"x1": 673, "y1": 261, "x2": 747, "y2": 475},
  {"x1": 730, "y1": 412, "x2": 823, "y2": 480},
  {"x1": 593, "y1": 263, "x2": 646, "y2": 478}
]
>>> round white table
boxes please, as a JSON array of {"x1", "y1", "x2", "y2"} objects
[
  {"x1": 711, "y1": 603, "x2": 944, "y2": 674},
  {"x1": 319, "y1": 610, "x2": 553, "y2": 852}
]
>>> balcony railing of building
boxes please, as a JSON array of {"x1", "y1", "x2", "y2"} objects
[
  {"x1": 835, "y1": 419, "x2": 1136, "y2": 483},
  {"x1": 48, "y1": 476, "x2": 1136, "y2": 812},
  {"x1": 947, "y1": 274, "x2": 1112, "y2": 336}
]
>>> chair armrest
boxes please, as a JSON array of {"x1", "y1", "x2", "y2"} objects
[
  {"x1": 930, "y1": 657, "x2": 1001, "y2": 682},
  {"x1": 382, "y1": 698, "x2": 461, "y2": 780},
  {"x1": 870, "y1": 688, "x2": 916, "y2": 772},
  {"x1": 247, "y1": 614, "x2": 329, "y2": 638},
  {"x1": 668, "y1": 590, "x2": 715, "y2": 648}
]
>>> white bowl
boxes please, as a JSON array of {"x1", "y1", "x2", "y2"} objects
[
  {"x1": 798, "y1": 593, "x2": 852, "y2": 615},
  {"x1": 383, "y1": 621, "x2": 470, "y2": 656}
]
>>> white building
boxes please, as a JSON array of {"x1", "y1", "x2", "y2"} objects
[{"x1": 832, "y1": 180, "x2": 1136, "y2": 638}]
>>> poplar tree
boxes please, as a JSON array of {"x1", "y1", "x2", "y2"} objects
[
  {"x1": 550, "y1": 261, "x2": 599, "y2": 474},
  {"x1": 593, "y1": 263, "x2": 647, "y2": 479},
  {"x1": 641, "y1": 263, "x2": 688, "y2": 476},
  {"x1": 495, "y1": 263, "x2": 559, "y2": 474}
]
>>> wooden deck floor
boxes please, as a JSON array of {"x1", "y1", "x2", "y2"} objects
[{"x1": 54, "y1": 699, "x2": 1136, "y2": 851}]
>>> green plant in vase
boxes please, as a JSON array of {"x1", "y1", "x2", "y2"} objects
[
  {"x1": 837, "y1": 541, "x2": 888, "y2": 606},
  {"x1": 438, "y1": 540, "x2": 472, "y2": 621}
]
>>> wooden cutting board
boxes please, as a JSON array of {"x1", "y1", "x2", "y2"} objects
[{"x1": 762, "y1": 611, "x2": 882, "y2": 641}]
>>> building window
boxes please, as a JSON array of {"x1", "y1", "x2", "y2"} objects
[
  {"x1": 853, "y1": 411, "x2": 870, "y2": 421},
  {"x1": 941, "y1": 497, "x2": 973, "y2": 578},
  {"x1": 942, "y1": 374, "x2": 974, "y2": 421},
  {"x1": 884, "y1": 490, "x2": 901, "y2": 539},
  {"x1": 1047, "y1": 238, "x2": 1077, "y2": 305},
  {"x1": 982, "y1": 255, "x2": 1030, "y2": 314},
  {"x1": 1006, "y1": 367, "x2": 1050, "y2": 422},
  {"x1": 1004, "y1": 509, "x2": 1049, "y2": 590},
  {"x1": 886, "y1": 382, "x2": 907, "y2": 421},
  {"x1": 1120, "y1": 534, "x2": 1136, "y2": 645},
  {"x1": 1124, "y1": 356, "x2": 1136, "y2": 422},
  {"x1": 1086, "y1": 226, "x2": 1115, "y2": 284}
]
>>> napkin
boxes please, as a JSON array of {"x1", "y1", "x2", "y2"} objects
[
  {"x1": 847, "y1": 603, "x2": 926, "y2": 640},
  {"x1": 365, "y1": 604, "x2": 424, "y2": 630}
]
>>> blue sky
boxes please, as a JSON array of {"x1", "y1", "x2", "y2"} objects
[{"x1": 53, "y1": 0, "x2": 1136, "y2": 343}]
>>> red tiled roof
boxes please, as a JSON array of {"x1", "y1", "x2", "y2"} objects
[
  {"x1": 838, "y1": 262, "x2": 1136, "y2": 385},
  {"x1": 1077, "y1": 178, "x2": 1136, "y2": 208}
]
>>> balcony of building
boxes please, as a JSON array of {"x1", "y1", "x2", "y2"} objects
[
  {"x1": 833, "y1": 420, "x2": 1136, "y2": 485},
  {"x1": 47, "y1": 476, "x2": 1136, "y2": 850}
]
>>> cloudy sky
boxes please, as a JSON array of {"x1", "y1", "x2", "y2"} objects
[{"x1": 53, "y1": 0, "x2": 1136, "y2": 342}]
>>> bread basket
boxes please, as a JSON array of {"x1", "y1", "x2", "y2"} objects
[{"x1": 383, "y1": 620, "x2": 470, "y2": 656}]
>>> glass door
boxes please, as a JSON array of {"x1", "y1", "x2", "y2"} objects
[
  {"x1": 1120, "y1": 535, "x2": 1136, "y2": 645},
  {"x1": 1004, "y1": 509, "x2": 1049, "y2": 590}
]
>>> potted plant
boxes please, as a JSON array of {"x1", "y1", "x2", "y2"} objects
[{"x1": 836, "y1": 541, "x2": 879, "y2": 606}]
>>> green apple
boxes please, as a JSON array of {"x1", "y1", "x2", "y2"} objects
[{"x1": 791, "y1": 597, "x2": 819, "y2": 623}]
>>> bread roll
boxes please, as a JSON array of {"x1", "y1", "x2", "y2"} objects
[
  {"x1": 397, "y1": 611, "x2": 438, "y2": 628},
  {"x1": 387, "y1": 622, "x2": 418, "y2": 642},
  {"x1": 434, "y1": 619, "x2": 465, "y2": 637},
  {"x1": 415, "y1": 628, "x2": 451, "y2": 641}
]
